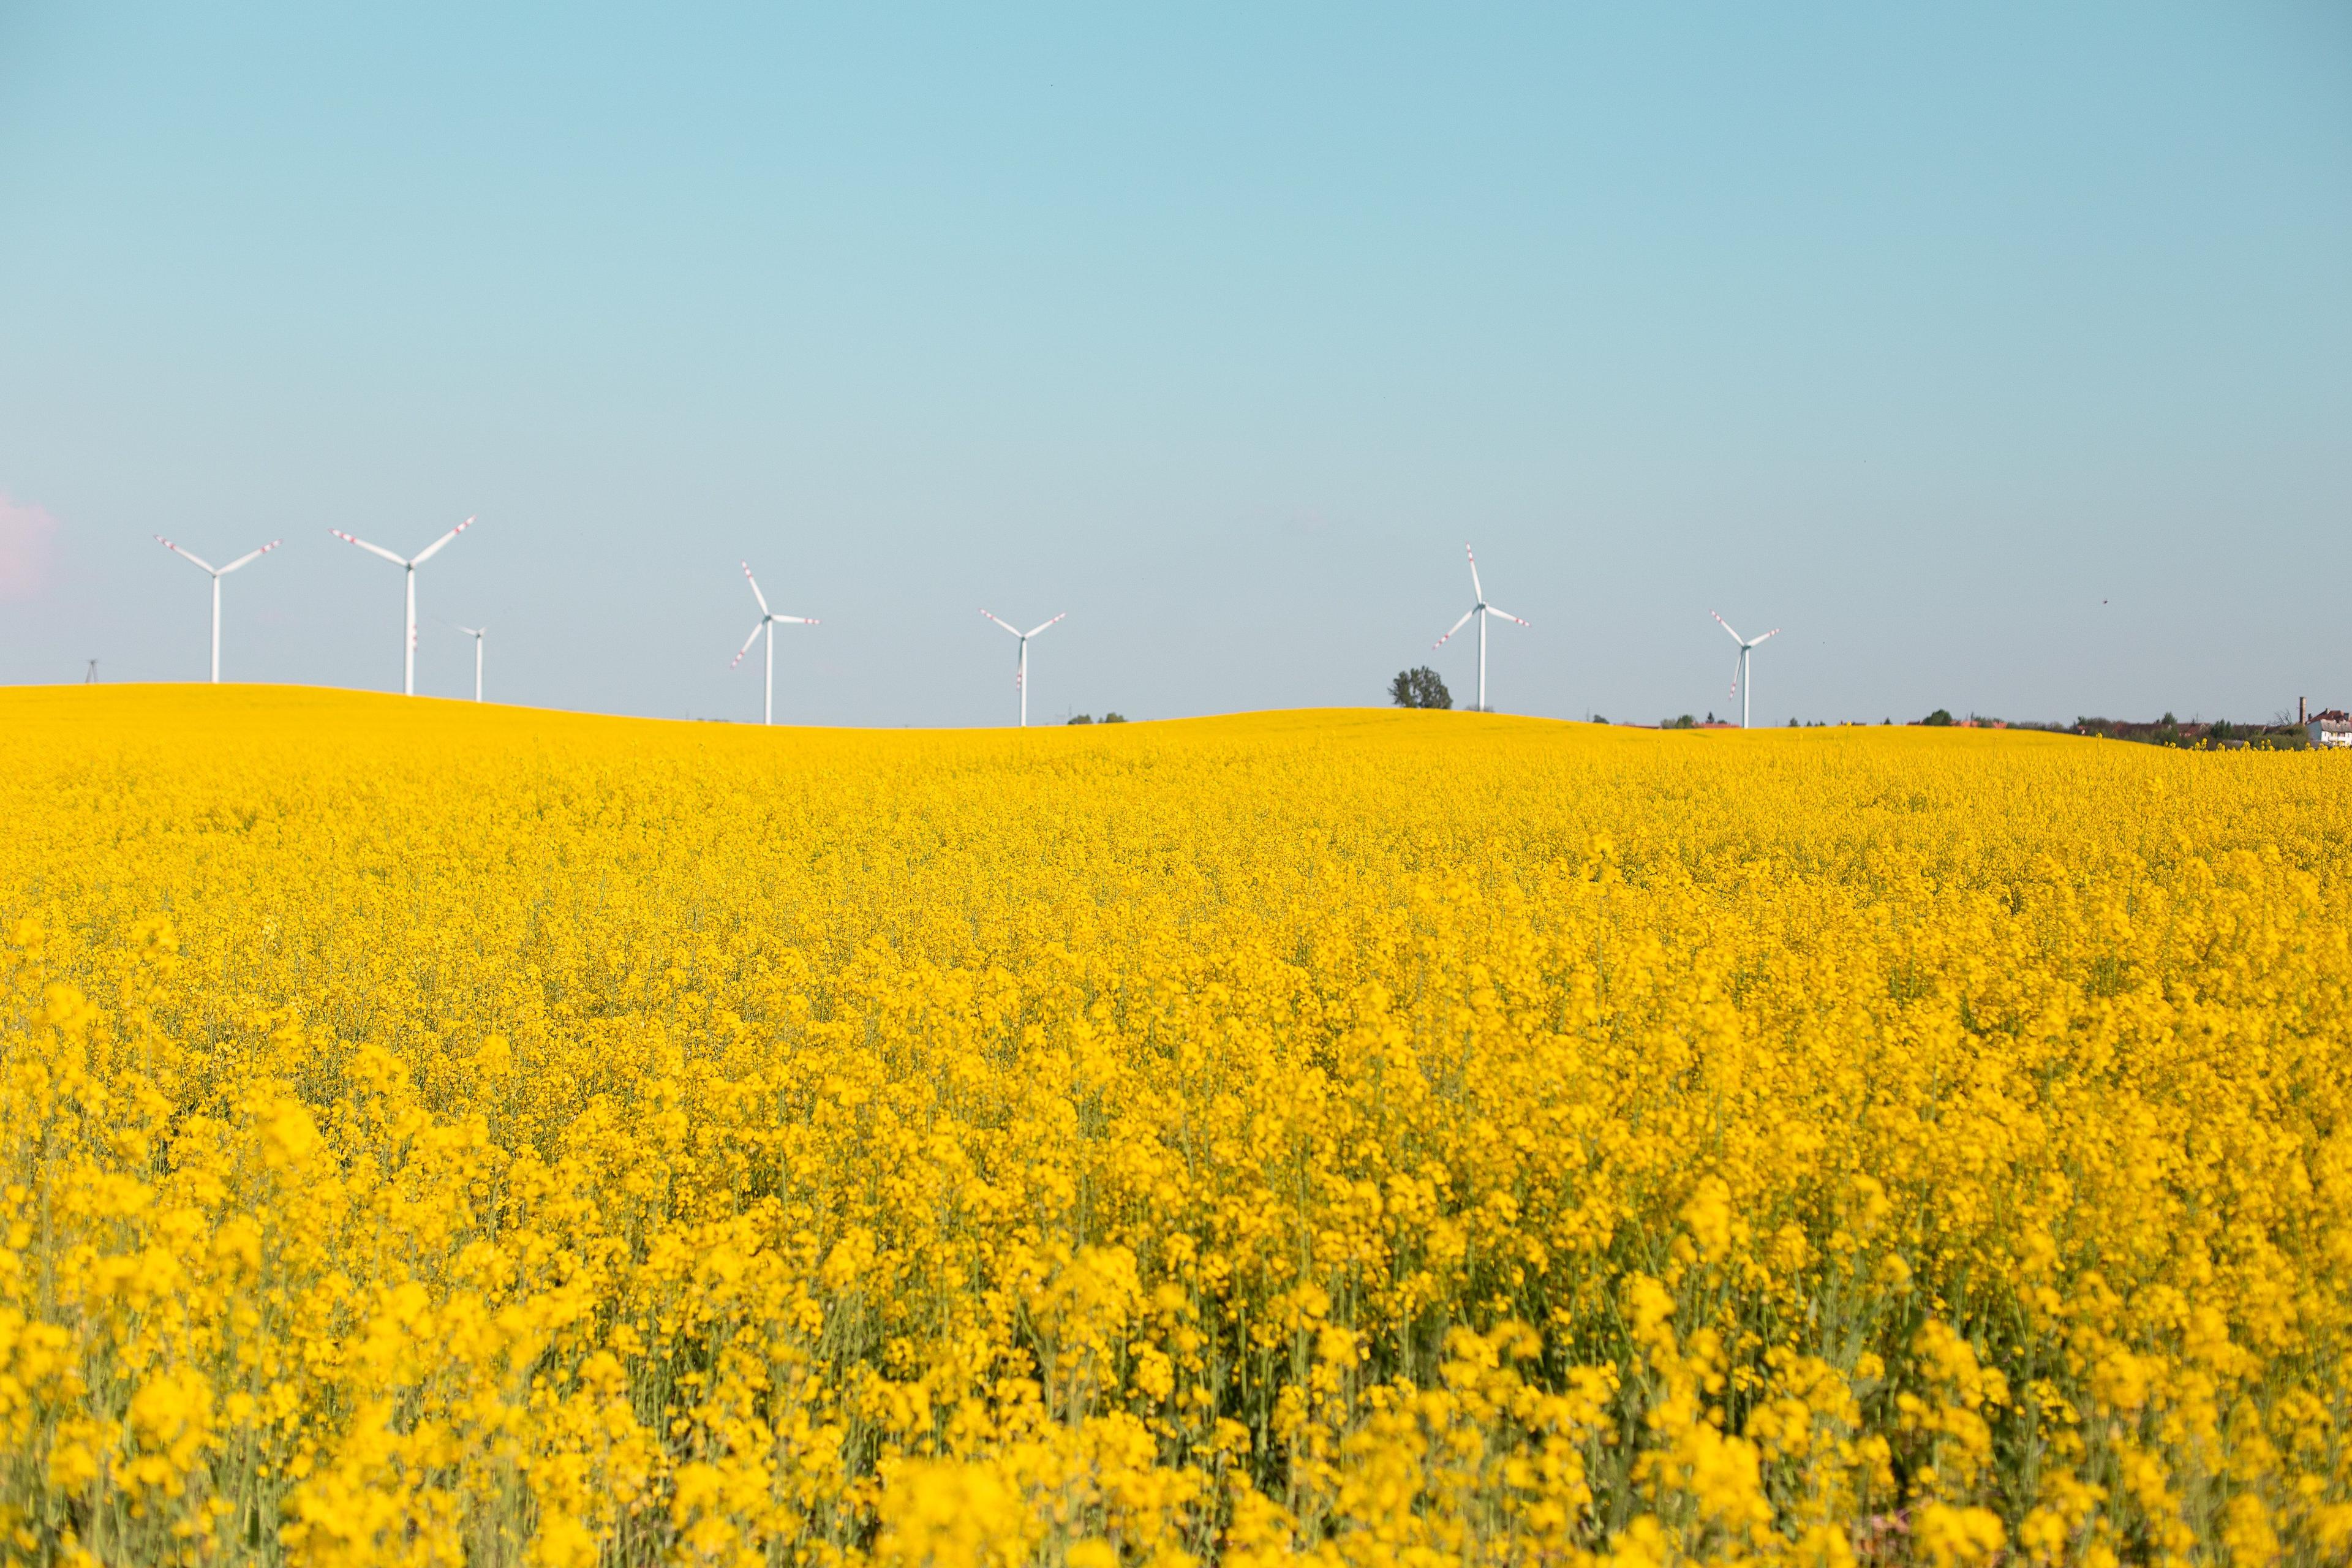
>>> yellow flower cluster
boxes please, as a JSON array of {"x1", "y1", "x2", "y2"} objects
[{"x1": 2, "y1": 687, "x2": 2348, "y2": 1567}]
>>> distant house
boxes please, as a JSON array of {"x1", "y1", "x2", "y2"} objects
[{"x1": 2310, "y1": 709, "x2": 2352, "y2": 749}]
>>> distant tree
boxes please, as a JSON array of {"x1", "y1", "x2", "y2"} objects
[
  {"x1": 1067, "y1": 714, "x2": 1093, "y2": 725},
  {"x1": 1922, "y1": 709, "x2": 1953, "y2": 726},
  {"x1": 1789, "y1": 717, "x2": 1800, "y2": 727},
  {"x1": 1665, "y1": 714, "x2": 1697, "y2": 729},
  {"x1": 1589, "y1": 714, "x2": 1608, "y2": 725},
  {"x1": 1389, "y1": 667, "x2": 1452, "y2": 709},
  {"x1": 1705, "y1": 712, "x2": 1716, "y2": 725},
  {"x1": 1101, "y1": 712, "x2": 1127, "y2": 723}
]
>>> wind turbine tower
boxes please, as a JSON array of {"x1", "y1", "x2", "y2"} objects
[
  {"x1": 1433, "y1": 545, "x2": 1528, "y2": 712},
  {"x1": 1712, "y1": 612, "x2": 1782, "y2": 729},
  {"x1": 982, "y1": 611, "x2": 1066, "y2": 726},
  {"x1": 154, "y1": 534, "x2": 282, "y2": 682},
  {"x1": 456, "y1": 625, "x2": 486, "y2": 703},
  {"x1": 331, "y1": 518, "x2": 475, "y2": 695},
  {"x1": 731, "y1": 562, "x2": 817, "y2": 725}
]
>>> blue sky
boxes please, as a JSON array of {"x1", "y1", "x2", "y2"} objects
[{"x1": 2, "y1": 3, "x2": 2346, "y2": 725}]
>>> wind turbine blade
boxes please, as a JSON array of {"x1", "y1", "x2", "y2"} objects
[
  {"x1": 217, "y1": 540, "x2": 283, "y2": 575},
  {"x1": 1434, "y1": 607, "x2": 1476, "y2": 647},
  {"x1": 1751, "y1": 627, "x2": 1782, "y2": 646},
  {"x1": 1466, "y1": 545, "x2": 1484, "y2": 603},
  {"x1": 409, "y1": 515, "x2": 475, "y2": 565},
  {"x1": 331, "y1": 530, "x2": 409, "y2": 567},
  {"x1": 1485, "y1": 606, "x2": 1529, "y2": 627},
  {"x1": 772, "y1": 615, "x2": 818, "y2": 625},
  {"x1": 154, "y1": 536, "x2": 219, "y2": 575},
  {"x1": 1025, "y1": 612, "x2": 1067, "y2": 638},
  {"x1": 981, "y1": 611, "x2": 1022, "y2": 636},
  {"x1": 455, "y1": 625, "x2": 484, "y2": 638},
  {"x1": 741, "y1": 561, "x2": 770, "y2": 616},
  {"x1": 729, "y1": 621, "x2": 764, "y2": 667},
  {"x1": 1711, "y1": 611, "x2": 1744, "y2": 644}
]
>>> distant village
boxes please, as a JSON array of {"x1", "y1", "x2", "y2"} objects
[
  {"x1": 2071, "y1": 699, "x2": 2350, "y2": 750},
  {"x1": 1604, "y1": 707, "x2": 2347, "y2": 747}
]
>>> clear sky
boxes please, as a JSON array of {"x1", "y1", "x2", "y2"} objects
[{"x1": 2, "y1": 4, "x2": 2346, "y2": 726}]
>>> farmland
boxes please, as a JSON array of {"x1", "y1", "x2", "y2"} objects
[{"x1": 2, "y1": 688, "x2": 2348, "y2": 1565}]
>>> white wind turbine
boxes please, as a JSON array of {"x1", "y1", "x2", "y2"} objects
[
  {"x1": 981, "y1": 610, "x2": 1066, "y2": 727},
  {"x1": 331, "y1": 517, "x2": 475, "y2": 695},
  {"x1": 454, "y1": 625, "x2": 486, "y2": 703},
  {"x1": 1433, "y1": 545, "x2": 1528, "y2": 713},
  {"x1": 731, "y1": 562, "x2": 817, "y2": 726},
  {"x1": 1712, "y1": 611, "x2": 1781, "y2": 729},
  {"x1": 154, "y1": 533, "x2": 282, "y2": 683}
]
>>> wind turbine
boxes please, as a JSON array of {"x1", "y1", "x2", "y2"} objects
[
  {"x1": 330, "y1": 517, "x2": 475, "y2": 695},
  {"x1": 454, "y1": 625, "x2": 486, "y2": 703},
  {"x1": 1712, "y1": 612, "x2": 1781, "y2": 729},
  {"x1": 154, "y1": 534, "x2": 282, "y2": 683},
  {"x1": 981, "y1": 611, "x2": 1066, "y2": 727},
  {"x1": 731, "y1": 562, "x2": 816, "y2": 725},
  {"x1": 1433, "y1": 545, "x2": 1528, "y2": 713}
]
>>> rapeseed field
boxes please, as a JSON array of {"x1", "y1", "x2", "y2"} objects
[{"x1": 2, "y1": 686, "x2": 2347, "y2": 1567}]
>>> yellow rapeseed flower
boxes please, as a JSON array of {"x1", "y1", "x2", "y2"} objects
[{"x1": 0, "y1": 686, "x2": 2346, "y2": 1564}]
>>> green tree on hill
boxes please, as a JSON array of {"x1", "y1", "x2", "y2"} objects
[{"x1": 1390, "y1": 668, "x2": 1452, "y2": 709}]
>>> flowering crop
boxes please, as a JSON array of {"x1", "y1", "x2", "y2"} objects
[{"x1": 2, "y1": 686, "x2": 2348, "y2": 1567}]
